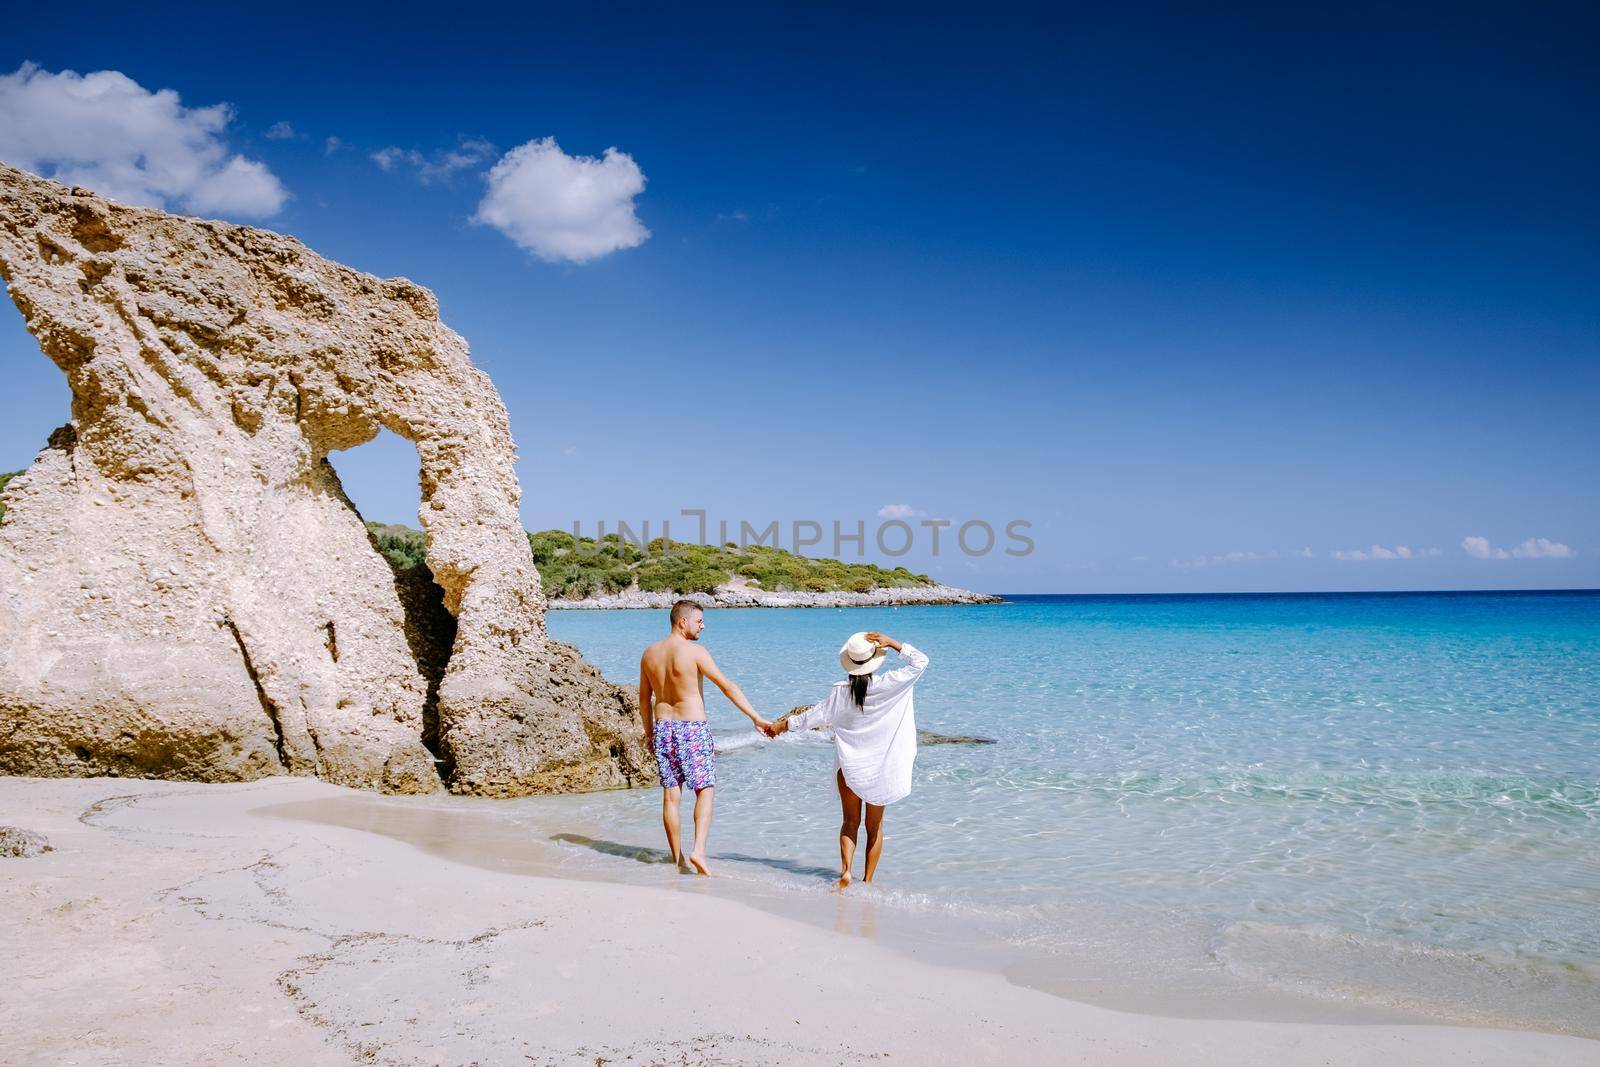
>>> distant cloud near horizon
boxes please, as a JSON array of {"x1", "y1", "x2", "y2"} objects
[
  {"x1": 1331, "y1": 544, "x2": 1441, "y2": 561},
  {"x1": 0, "y1": 62, "x2": 287, "y2": 219},
  {"x1": 1461, "y1": 535, "x2": 1574, "y2": 560},
  {"x1": 1171, "y1": 549, "x2": 1280, "y2": 569},
  {"x1": 473, "y1": 137, "x2": 649, "y2": 264},
  {"x1": 877, "y1": 504, "x2": 926, "y2": 519}
]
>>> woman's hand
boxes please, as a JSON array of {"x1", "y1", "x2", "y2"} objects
[{"x1": 864, "y1": 631, "x2": 902, "y2": 652}]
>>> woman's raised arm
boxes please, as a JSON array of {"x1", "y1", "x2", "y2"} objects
[{"x1": 875, "y1": 639, "x2": 928, "y2": 690}]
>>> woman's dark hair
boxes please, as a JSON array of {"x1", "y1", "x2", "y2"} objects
[{"x1": 849, "y1": 673, "x2": 870, "y2": 709}]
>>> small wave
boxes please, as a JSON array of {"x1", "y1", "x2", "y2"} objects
[
  {"x1": 713, "y1": 731, "x2": 770, "y2": 755},
  {"x1": 715, "y1": 729, "x2": 833, "y2": 755}
]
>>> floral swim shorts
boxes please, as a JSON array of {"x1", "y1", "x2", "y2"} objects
[{"x1": 653, "y1": 719, "x2": 716, "y2": 791}]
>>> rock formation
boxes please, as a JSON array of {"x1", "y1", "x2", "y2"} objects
[
  {"x1": 0, "y1": 163, "x2": 655, "y2": 796},
  {"x1": 0, "y1": 825, "x2": 52, "y2": 857}
]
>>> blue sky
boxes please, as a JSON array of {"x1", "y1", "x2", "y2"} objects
[{"x1": 2, "y1": 4, "x2": 1596, "y2": 593}]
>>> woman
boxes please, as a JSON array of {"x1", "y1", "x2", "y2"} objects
[{"x1": 772, "y1": 630, "x2": 928, "y2": 890}]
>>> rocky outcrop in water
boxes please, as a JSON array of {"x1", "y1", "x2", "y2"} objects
[{"x1": 0, "y1": 163, "x2": 654, "y2": 796}]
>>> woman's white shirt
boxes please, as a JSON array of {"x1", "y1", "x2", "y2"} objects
[{"x1": 787, "y1": 643, "x2": 928, "y2": 806}]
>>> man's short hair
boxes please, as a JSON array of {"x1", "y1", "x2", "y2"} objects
[{"x1": 670, "y1": 600, "x2": 702, "y2": 627}]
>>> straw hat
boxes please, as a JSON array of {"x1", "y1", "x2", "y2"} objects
[{"x1": 838, "y1": 632, "x2": 888, "y2": 676}]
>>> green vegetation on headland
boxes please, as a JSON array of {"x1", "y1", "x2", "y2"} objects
[
  {"x1": 0, "y1": 471, "x2": 933, "y2": 599},
  {"x1": 372, "y1": 523, "x2": 935, "y2": 598}
]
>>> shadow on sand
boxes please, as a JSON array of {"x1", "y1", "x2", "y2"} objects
[
  {"x1": 551, "y1": 833, "x2": 838, "y2": 882},
  {"x1": 550, "y1": 833, "x2": 674, "y2": 865}
]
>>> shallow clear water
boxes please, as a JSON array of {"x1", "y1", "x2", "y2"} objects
[{"x1": 540, "y1": 592, "x2": 1600, "y2": 1033}]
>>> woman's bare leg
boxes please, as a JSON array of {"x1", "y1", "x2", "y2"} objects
[
  {"x1": 836, "y1": 770, "x2": 862, "y2": 890},
  {"x1": 863, "y1": 803, "x2": 886, "y2": 883},
  {"x1": 661, "y1": 785, "x2": 683, "y2": 866},
  {"x1": 688, "y1": 786, "x2": 714, "y2": 875}
]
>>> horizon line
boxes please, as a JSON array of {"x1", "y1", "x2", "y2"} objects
[{"x1": 992, "y1": 587, "x2": 1600, "y2": 599}]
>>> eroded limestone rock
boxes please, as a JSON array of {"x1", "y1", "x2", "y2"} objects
[
  {"x1": 0, "y1": 825, "x2": 52, "y2": 857},
  {"x1": 0, "y1": 163, "x2": 654, "y2": 796}
]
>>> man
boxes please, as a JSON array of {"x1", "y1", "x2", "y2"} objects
[{"x1": 638, "y1": 600, "x2": 773, "y2": 874}]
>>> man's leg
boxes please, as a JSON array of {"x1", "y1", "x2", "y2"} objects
[
  {"x1": 687, "y1": 786, "x2": 714, "y2": 875},
  {"x1": 661, "y1": 785, "x2": 683, "y2": 866},
  {"x1": 862, "y1": 803, "x2": 886, "y2": 883},
  {"x1": 837, "y1": 769, "x2": 862, "y2": 890}
]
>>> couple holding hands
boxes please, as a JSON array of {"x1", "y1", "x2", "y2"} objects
[{"x1": 639, "y1": 600, "x2": 929, "y2": 888}]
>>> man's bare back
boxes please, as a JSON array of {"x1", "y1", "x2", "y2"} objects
[
  {"x1": 637, "y1": 604, "x2": 770, "y2": 734},
  {"x1": 639, "y1": 635, "x2": 710, "y2": 722}
]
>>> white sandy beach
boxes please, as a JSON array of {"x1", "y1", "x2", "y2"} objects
[{"x1": 2, "y1": 776, "x2": 1595, "y2": 1066}]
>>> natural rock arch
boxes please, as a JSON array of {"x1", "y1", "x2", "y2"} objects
[{"x1": 0, "y1": 162, "x2": 654, "y2": 795}]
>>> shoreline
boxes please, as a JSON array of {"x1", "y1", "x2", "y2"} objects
[
  {"x1": 546, "y1": 583, "x2": 1005, "y2": 610},
  {"x1": 3, "y1": 776, "x2": 1594, "y2": 1064}
]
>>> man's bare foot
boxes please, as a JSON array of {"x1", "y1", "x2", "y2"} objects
[
  {"x1": 836, "y1": 870, "x2": 852, "y2": 891},
  {"x1": 688, "y1": 852, "x2": 711, "y2": 876}
]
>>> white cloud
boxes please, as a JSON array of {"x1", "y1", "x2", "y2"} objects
[
  {"x1": 323, "y1": 135, "x2": 344, "y2": 156},
  {"x1": 473, "y1": 137, "x2": 649, "y2": 263},
  {"x1": 186, "y1": 156, "x2": 287, "y2": 216},
  {"x1": 371, "y1": 145, "x2": 421, "y2": 172},
  {"x1": 1514, "y1": 538, "x2": 1575, "y2": 558},
  {"x1": 0, "y1": 62, "x2": 287, "y2": 218},
  {"x1": 370, "y1": 136, "x2": 495, "y2": 183},
  {"x1": 1171, "y1": 549, "x2": 1279, "y2": 569},
  {"x1": 422, "y1": 138, "x2": 494, "y2": 182},
  {"x1": 264, "y1": 120, "x2": 298, "y2": 140},
  {"x1": 1331, "y1": 543, "x2": 1440, "y2": 562},
  {"x1": 1293, "y1": 547, "x2": 1314, "y2": 558},
  {"x1": 878, "y1": 504, "x2": 926, "y2": 519},
  {"x1": 1463, "y1": 535, "x2": 1575, "y2": 560}
]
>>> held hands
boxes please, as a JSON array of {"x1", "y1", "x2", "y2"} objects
[{"x1": 755, "y1": 717, "x2": 785, "y2": 739}]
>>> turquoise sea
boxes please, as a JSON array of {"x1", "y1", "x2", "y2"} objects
[{"x1": 535, "y1": 592, "x2": 1600, "y2": 1034}]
